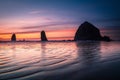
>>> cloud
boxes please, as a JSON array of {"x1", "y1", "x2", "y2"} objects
[
  {"x1": 29, "y1": 10, "x2": 47, "y2": 14},
  {"x1": 21, "y1": 21, "x2": 79, "y2": 29},
  {"x1": 0, "y1": 21, "x2": 79, "y2": 35}
]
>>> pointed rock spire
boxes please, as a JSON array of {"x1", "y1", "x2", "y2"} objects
[
  {"x1": 41, "y1": 30, "x2": 48, "y2": 41},
  {"x1": 11, "y1": 33, "x2": 16, "y2": 41}
]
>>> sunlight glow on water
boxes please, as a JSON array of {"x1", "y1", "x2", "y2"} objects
[{"x1": 0, "y1": 41, "x2": 120, "y2": 80}]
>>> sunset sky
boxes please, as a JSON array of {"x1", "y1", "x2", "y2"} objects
[{"x1": 0, "y1": 0, "x2": 120, "y2": 41}]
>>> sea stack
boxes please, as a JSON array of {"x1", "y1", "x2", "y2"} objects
[
  {"x1": 41, "y1": 30, "x2": 48, "y2": 41},
  {"x1": 74, "y1": 21, "x2": 111, "y2": 41},
  {"x1": 11, "y1": 33, "x2": 16, "y2": 42}
]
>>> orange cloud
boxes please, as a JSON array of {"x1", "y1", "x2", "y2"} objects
[
  {"x1": 0, "y1": 34, "x2": 11, "y2": 41},
  {"x1": 47, "y1": 29, "x2": 76, "y2": 40}
]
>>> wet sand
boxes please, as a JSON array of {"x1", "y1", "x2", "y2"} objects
[{"x1": 0, "y1": 41, "x2": 120, "y2": 80}]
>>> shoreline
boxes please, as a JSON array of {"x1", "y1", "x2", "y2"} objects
[{"x1": 0, "y1": 40, "x2": 119, "y2": 43}]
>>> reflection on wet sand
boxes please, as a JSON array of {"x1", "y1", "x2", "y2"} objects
[
  {"x1": 41, "y1": 42, "x2": 47, "y2": 66},
  {"x1": 76, "y1": 41, "x2": 101, "y2": 65},
  {"x1": 0, "y1": 42, "x2": 120, "y2": 80}
]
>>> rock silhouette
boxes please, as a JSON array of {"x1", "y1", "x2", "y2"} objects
[
  {"x1": 11, "y1": 33, "x2": 16, "y2": 41},
  {"x1": 102, "y1": 36, "x2": 111, "y2": 41},
  {"x1": 74, "y1": 21, "x2": 111, "y2": 41},
  {"x1": 41, "y1": 30, "x2": 48, "y2": 41}
]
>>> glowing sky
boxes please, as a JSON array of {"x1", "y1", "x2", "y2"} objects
[{"x1": 0, "y1": 0, "x2": 120, "y2": 41}]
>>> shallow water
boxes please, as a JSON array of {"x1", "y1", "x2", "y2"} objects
[{"x1": 0, "y1": 41, "x2": 120, "y2": 80}]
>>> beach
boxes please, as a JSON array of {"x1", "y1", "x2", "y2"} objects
[{"x1": 0, "y1": 41, "x2": 120, "y2": 80}]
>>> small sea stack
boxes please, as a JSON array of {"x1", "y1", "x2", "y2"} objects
[
  {"x1": 74, "y1": 21, "x2": 111, "y2": 41},
  {"x1": 11, "y1": 33, "x2": 16, "y2": 42},
  {"x1": 41, "y1": 30, "x2": 48, "y2": 41}
]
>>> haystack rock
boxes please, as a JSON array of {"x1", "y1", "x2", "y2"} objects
[
  {"x1": 41, "y1": 30, "x2": 48, "y2": 41},
  {"x1": 74, "y1": 21, "x2": 111, "y2": 41},
  {"x1": 11, "y1": 33, "x2": 16, "y2": 41}
]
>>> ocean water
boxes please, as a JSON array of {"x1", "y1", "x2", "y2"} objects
[{"x1": 0, "y1": 41, "x2": 120, "y2": 80}]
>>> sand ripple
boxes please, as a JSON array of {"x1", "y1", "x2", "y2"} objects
[{"x1": 0, "y1": 41, "x2": 120, "y2": 80}]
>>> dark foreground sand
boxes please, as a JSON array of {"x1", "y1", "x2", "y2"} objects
[
  {"x1": 25, "y1": 58, "x2": 120, "y2": 80},
  {"x1": 10, "y1": 57, "x2": 120, "y2": 80},
  {"x1": 67, "y1": 58, "x2": 120, "y2": 80}
]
